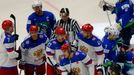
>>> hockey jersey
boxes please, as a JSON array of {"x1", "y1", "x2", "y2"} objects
[
  {"x1": 123, "y1": 50, "x2": 134, "y2": 73},
  {"x1": 0, "y1": 32, "x2": 18, "y2": 68},
  {"x1": 20, "y1": 33, "x2": 48, "y2": 65},
  {"x1": 102, "y1": 35, "x2": 118, "y2": 62},
  {"x1": 76, "y1": 32, "x2": 104, "y2": 65},
  {"x1": 59, "y1": 51, "x2": 92, "y2": 75},
  {"x1": 26, "y1": 11, "x2": 56, "y2": 38},
  {"x1": 112, "y1": 0, "x2": 134, "y2": 28},
  {"x1": 46, "y1": 38, "x2": 68, "y2": 65}
]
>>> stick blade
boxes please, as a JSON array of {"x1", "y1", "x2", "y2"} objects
[{"x1": 10, "y1": 14, "x2": 16, "y2": 20}]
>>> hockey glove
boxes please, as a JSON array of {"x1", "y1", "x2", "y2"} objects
[
  {"x1": 19, "y1": 60, "x2": 25, "y2": 70},
  {"x1": 15, "y1": 49, "x2": 22, "y2": 60},
  {"x1": 13, "y1": 34, "x2": 19, "y2": 41},
  {"x1": 103, "y1": 5, "x2": 109, "y2": 11}
]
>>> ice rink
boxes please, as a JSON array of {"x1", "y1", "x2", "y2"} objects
[{"x1": 0, "y1": 0, "x2": 134, "y2": 75}]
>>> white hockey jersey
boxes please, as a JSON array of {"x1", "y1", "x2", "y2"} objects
[
  {"x1": 76, "y1": 32, "x2": 104, "y2": 65},
  {"x1": 46, "y1": 38, "x2": 68, "y2": 65},
  {"x1": 20, "y1": 34, "x2": 48, "y2": 65},
  {"x1": 0, "y1": 32, "x2": 18, "y2": 68}
]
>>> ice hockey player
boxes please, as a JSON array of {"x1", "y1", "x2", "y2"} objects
[
  {"x1": 102, "y1": 26, "x2": 120, "y2": 74},
  {"x1": 76, "y1": 24, "x2": 104, "y2": 75},
  {"x1": 120, "y1": 46, "x2": 134, "y2": 75},
  {"x1": 58, "y1": 43, "x2": 93, "y2": 75},
  {"x1": 46, "y1": 27, "x2": 68, "y2": 75},
  {"x1": 102, "y1": 26, "x2": 120, "y2": 62},
  {"x1": 0, "y1": 19, "x2": 20, "y2": 75},
  {"x1": 19, "y1": 25, "x2": 48, "y2": 75},
  {"x1": 109, "y1": 63, "x2": 121, "y2": 75},
  {"x1": 26, "y1": 0, "x2": 56, "y2": 38},
  {"x1": 102, "y1": 0, "x2": 134, "y2": 47},
  {"x1": 53, "y1": 8, "x2": 80, "y2": 43}
]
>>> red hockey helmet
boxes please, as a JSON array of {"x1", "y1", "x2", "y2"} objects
[
  {"x1": 61, "y1": 43, "x2": 70, "y2": 51},
  {"x1": 2, "y1": 20, "x2": 13, "y2": 30},
  {"x1": 55, "y1": 27, "x2": 66, "y2": 35},
  {"x1": 82, "y1": 24, "x2": 93, "y2": 32},
  {"x1": 29, "y1": 25, "x2": 38, "y2": 32}
]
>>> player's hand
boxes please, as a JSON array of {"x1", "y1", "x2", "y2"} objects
[
  {"x1": 19, "y1": 60, "x2": 25, "y2": 70},
  {"x1": 55, "y1": 68, "x2": 62, "y2": 75},
  {"x1": 80, "y1": 45, "x2": 88, "y2": 53},
  {"x1": 13, "y1": 34, "x2": 19, "y2": 41},
  {"x1": 103, "y1": 4, "x2": 109, "y2": 11},
  {"x1": 41, "y1": 55, "x2": 46, "y2": 62}
]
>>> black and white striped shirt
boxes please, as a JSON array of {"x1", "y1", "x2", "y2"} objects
[{"x1": 53, "y1": 18, "x2": 80, "y2": 42}]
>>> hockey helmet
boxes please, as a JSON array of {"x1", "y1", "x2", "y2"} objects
[
  {"x1": 55, "y1": 27, "x2": 66, "y2": 35},
  {"x1": 29, "y1": 25, "x2": 38, "y2": 32},
  {"x1": 2, "y1": 19, "x2": 13, "y2": 31},
  {"x1": 104, "y1": 26, "x2": 119, "y2": 36},
  {"x1": 61, "y1": 43, "x2": 70, "y2": 51},
  {"x1": 82, "y1": 24, "x2": 93, "y2": 32},
  {"x1": 32, "y1": 0, "x2": 42, "y2": 8}
]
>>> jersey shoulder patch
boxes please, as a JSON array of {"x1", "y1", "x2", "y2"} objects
[
  {"x1": 75, "y1": 51, "x2": 86, "y2": 60},
  {"x1": 91, "y1": 36, "x2": 102, "y2": 46},
  {"x1": 47, "y1": 39, "x2": 57, "y2": 49}
]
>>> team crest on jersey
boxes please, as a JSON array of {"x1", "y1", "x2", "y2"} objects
[{"x1": 33, "y1": 49, "x2": 43, "y2": 58}]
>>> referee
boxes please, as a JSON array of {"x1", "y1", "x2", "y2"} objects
[{"x1": 53, "y1": 8, "x2": 80, "y2": 43}]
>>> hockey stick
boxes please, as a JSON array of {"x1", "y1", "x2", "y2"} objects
[
  {"x1": 10, "y1": 14, "x2": 17, "y2": 50},
  {"x1": 10, "y1": 14, "x2": 16, "y2": 34},
  {"x1": 99, "y1": 0, "x2": 112, "y2": 26}
]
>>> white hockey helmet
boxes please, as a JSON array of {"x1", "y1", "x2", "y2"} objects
[
  {"x1": 104, "y1": 26, "x2": 119, "y2": 36},
  {"x1": 32, "y1": 0, "x2": 42, "y2": 8}
]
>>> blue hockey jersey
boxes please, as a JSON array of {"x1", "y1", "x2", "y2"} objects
[
  {"x1": 26, "y1": 11, "x2": 56, "y2": 38},
  {"x1": 102, "y1": 35, "x2": 118, "y2": 62},
  {"x1": 123, "y1": 50, "x2": 134, "y2": 73},
  {"x1": 20, "y1": 33, "x2": 48, "y2": 65},
  {"x1": 112, "y1": 0, "x2": 134, "y2": 28}
]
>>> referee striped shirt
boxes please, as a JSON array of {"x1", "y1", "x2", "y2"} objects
[{"x1": 53, "y1": 18, "x2": 80, "y2": 42}]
